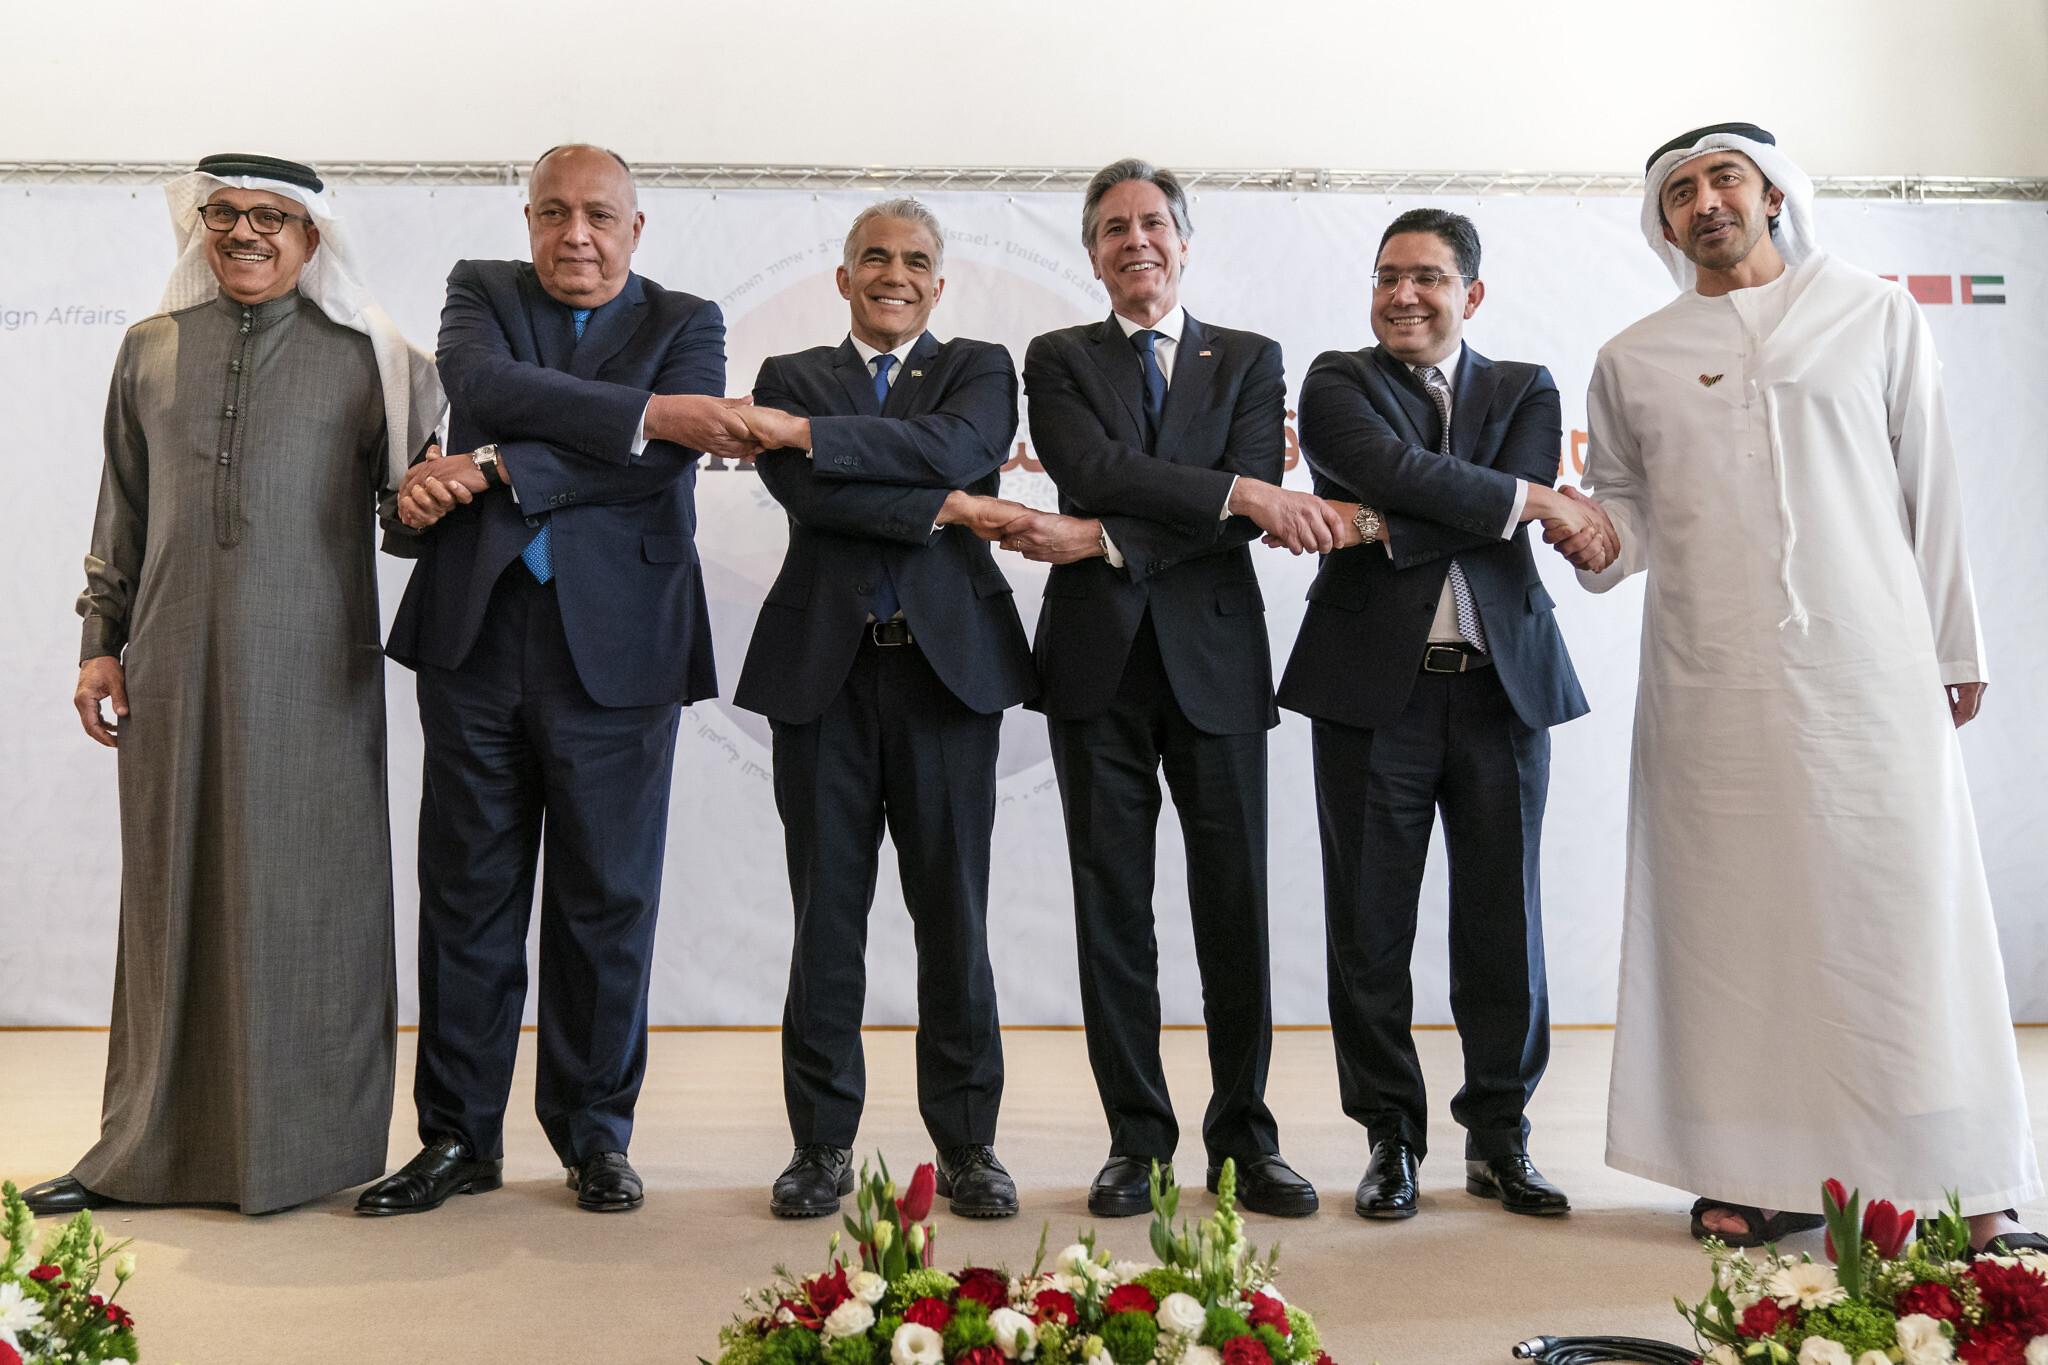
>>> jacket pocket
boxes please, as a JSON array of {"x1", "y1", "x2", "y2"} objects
[
  {"x1": 764, "y1": 577, "x2": 812, "y2": 608},
  {"x1": 1215, "y1": 581, "x2": 1264, "y2": 616},
  {"x1": 1305, "y1": 575, "x2": 1370, "y2": 612},
  {"x1": 643, "y1": 533, "x2": 694, "y2": 564},
  {"x1": 972, "y1": 568, "x2": 1015, "y2": 599},
  {"x1": 1526, "y1": 581, "x2": 1556, "y2": 613}
]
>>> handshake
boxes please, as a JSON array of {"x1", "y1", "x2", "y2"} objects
[{"x1": 1251, "y1": 479, "x2": 1619, "y2": 572}]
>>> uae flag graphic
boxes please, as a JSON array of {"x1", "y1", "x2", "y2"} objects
[{"x1": 1961, "y1": 275, "x2": 2007, "y2": 304}]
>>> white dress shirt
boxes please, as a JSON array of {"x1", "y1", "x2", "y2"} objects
[
  {"x1": 1101, "y1": 305, "x2": 1235, "y2": 569},
  {"x1": 1405, "y1": 345, "x2": 1530, "y2": 643}
]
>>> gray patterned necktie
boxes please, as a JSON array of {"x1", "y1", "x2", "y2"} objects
[{"x1": 1417, "y1": 365, "x2": 1487, "y2": 652}]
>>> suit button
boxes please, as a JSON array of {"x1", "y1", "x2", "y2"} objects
[
  {"x1": 526, "y1": 517, "x2": 541, "y2": 528},
  {"x1": 856, "y1": 581, "x2": 875, "y2": 595}
]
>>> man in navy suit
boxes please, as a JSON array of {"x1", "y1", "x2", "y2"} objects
[
  {"x1": 1279, "y1": 208, "x2": 1598, "y2": 1222},
  {"x1": 357, "y1": 145, "x2": 752, "y2": 1217},
  {"x1": 998, "y1": 160, "x2": 1345, "y2": 1220},
  {"x1": 732, "y1": 200, "x2": 1036, "y2": 1221}
]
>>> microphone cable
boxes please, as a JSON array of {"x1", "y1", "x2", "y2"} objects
[{"x1": 1510, "y1": 1335, "x2": 1703, "y2": 1364}]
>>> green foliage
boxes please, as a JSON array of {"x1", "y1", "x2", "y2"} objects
[
  {"x1": 944, "y1": 1300, "x2": 996, "y2": 1356},
  {"x1": 1100, "y1": 1310, "x2": 1160, "y2": 1365},
  {"x1": 716, "y1": 1321, "x2": 772, "y2": 1365},
  {"x1": 825, "y1": 1331, "x2": 880, "y2": 1365},
  {"x1": 1283, "y1": 1307, "x2": 1321, "y2": 1360},
  {"x1": 762, "y1": 1326, "x2": 826, "y2": 1365},
  {"x1": 1201, "y1": 1308, "x2": 1252, "y2": 1348},
  {"x1": 874, "y1": 1315, "x2": 904, "y2": 1344},
  {"x1": 886, "y1": 1268, "x2": 959, "y2": 1313},
  {"x1": 1132, "y1": 1267, "x2": 1199, "y2": 1302},
  {"x1": 1803, "y1": 1302, "x2": 1899, "y2": 1357},
  {"x1": 1254, "y1": 1324, "x2": 1290, "y2": 1359}
]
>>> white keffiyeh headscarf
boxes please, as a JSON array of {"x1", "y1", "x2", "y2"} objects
[
  {"x1": 1640, "y1": 123, "x2": 1817, "y2": 291},
  {"x1": 159, "y1": 154, "x2": 443, "y2": 489}
]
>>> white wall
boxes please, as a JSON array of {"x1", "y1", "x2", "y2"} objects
[{"x1": 3, "y1": 0, "x2": 2046, "y2": 175}]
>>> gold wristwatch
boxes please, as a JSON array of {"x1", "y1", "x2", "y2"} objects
[{"x1": 1352, "y1": 503, "x2": 1383, "y2": 546}]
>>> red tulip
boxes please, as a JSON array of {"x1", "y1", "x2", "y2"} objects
[
  {"x1": 900, "y1": 1163, "x2": 937, "y2": 1223},
  {"x1": 1823, "y1": 1178, "x2": 1848, "y2": 1214},
  {"x1": 1862, "y1": 1199, "x2": 1914, "y2": 1260}
]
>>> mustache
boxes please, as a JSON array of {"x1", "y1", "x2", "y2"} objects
[{"x1": 1690, "y1": 210, "x2": 1741, "y2": 240}]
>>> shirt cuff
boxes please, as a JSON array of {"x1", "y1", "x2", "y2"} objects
[
  {"x1": 1504, "y1": 481, "x2": 1531, "y2": 538},
  {"x1": 80, "y1": 615, "x2": 125, "y2": 664},
  {"x1": 631, "y1": 400, "x2": 650, "y2": 458},
  {"x1": 1101, "y1": 527, "x2": 1126, "y2": 569},
  {"x1": 1219, "y1": 475, "x2": 1238, "y2": 520}
]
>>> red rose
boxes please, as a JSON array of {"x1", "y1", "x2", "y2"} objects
[
  {"x1": 956, "y1": 1266, "x2": 1008, "y2": 1309},
  {"x1": 1959, "y1": 1324, "x2": 2028, "y2": 1365},
  {"x1": 104, "y1": 1302, "x2": 135, "y2": 1328},
  {"x1": 1861, "y1": 1199, "x2": 1915, "y2": 1261},
  {"x1": 959, "y1": 1347, "x2": 1006, "y2": 1365},
  {"x1": 900, "y1": 1163, "x2": 937, "y2": 1224},
  {"x1": 0, "y1": 1340, "x2": 21, "y2": 1365},
  {"x1": 27, "y1": 1265, "x2": 60, "y2": 1282},
  {"x1": 1972, "y1": 1260, "x2": 2048, "y2": 1338},
  {"x1": 1246, "y1": 1293, "x2": 1290, "y2": 1336},
  {"x1": 1103, "y1": 1284, "x2": 1157, "y2": 1316},
  {"x1": 1898, "y1": 1281, "x2": 1964, "y2": 1323},
  {"x1": 1737, "y1": 1300, "x2": 1790, "y2": 1339},
  {"x1": 1035, "y1": 1289, "x2": 1079, "y2": 1325},
  {"x1": 1313, "y1": 1354, "x2": 1337, "y2": 1365},
  {"x1": 904, "y1": 1297, "x2": 953, "y2": 1331},
  {"x1": 1223, "y1": 1336, "x2": 1274, "y2": 1365}
]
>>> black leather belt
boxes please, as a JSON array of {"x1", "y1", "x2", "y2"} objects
[
  {"x1": 869, "y1": 619, "x2": 915, "y2": 647},
  {"x1": 1421, "y1": 643, "x2": 1492, "y2": 673}
]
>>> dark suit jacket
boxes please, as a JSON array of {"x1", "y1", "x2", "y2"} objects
[
  {"x1": 386, "y1": 259, "x2": 725, "y2": 709},
  {"x1": 1276, "y1": 343, "x2": 1588, "y2": 732},
  {"x1": 1023, "y1": 313, "x2": 1284, "y2": 736},
  {"x1": 732, "y1": 332, "x2": 1036, "y2": 723}
]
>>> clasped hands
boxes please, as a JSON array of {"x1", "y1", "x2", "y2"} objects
[{"x1": 1253, "y1": 480, "x2": 1620, "y2": 571}]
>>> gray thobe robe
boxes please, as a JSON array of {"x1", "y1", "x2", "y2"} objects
[{"x1": 74, "y1": 289, "x2": 399, "y2": 1213}]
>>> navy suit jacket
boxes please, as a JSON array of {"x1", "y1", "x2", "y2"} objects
[
  {"x1": 1022, "y1": 312, "x2": 1284, "y2": 736},
  {"x1": 732, "y1": 332, "x2": 1036, "y2": 723},
  {"x1": 1276, "y1": 343, "x2": 1588, "y2": 732},
  {"x1": 386, "y1": 259, "x2": 725, "y2": 709}
]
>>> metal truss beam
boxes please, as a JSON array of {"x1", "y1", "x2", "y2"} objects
[{"x1": 2, "y1": 161, "x2": 2044, "y2": 201}]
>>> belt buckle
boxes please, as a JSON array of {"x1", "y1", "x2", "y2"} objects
[
  {"x1": 870, "y1": 620, "x2": 913, "y2": 647},
  {"x1": 1423, "y1": 644, "x2": 1468, "y2": 674}
]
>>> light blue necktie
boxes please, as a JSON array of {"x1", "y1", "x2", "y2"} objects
[
  {"x1": 521, "y1": 307, "x2": 590, "y2": 584},
  {"x1": 867, "y1": 352, "x2": 902, "y2": 621}
]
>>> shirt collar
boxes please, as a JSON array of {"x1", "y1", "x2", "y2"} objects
[
  {"x1": 848, "y1": 331, "x2": 924, "y2": 369},
  {"x1": 1407, "y1": 341, "x2": 1463, "y2": 393},
  {"x1": 1113, "y1": 304, "x2": 1186, "y2": 345}
]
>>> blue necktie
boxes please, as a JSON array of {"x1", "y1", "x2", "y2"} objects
[
  {"x1": 867, "y1": 352, "x2": 902, "y2": 622},
  {"x1": 522, "y1": 307, "x2": 590, "y2": 584},
  {"x1": 1131, "y1": 329, "x2": 1167, "y2": 449}
]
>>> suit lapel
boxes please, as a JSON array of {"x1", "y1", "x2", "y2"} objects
[
  {"x1": 1153, "y1": 313, "x2": 1213, "y2": 462},
  {"x1": 518, "y1": 267, "x2": 577, "y2": 371},
  {"x1": 1081, "y1": 315, "x2": 1147, "y2": 439},
  {"x1": 1371, "y1": 346, "x2": 1441, "y2": 449},
  {"x1": 882, "y1": 331, "x2": 942, "y2": 416},
  {"x1": 1450, "y1": 346, "x2": 1500, "y2": 466},
  {"x1": 568, "y1": 274, "x2": 646, "y2": 380},
  {"x1": 833, "y1": 339, "x2": 882, "y2": 416}
]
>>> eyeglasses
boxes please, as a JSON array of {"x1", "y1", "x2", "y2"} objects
[
  {"x1": 1372, "y1": 269, "x2": 1471, "y2": 293},
  {"x1": 196, "y1": 204, "x2": 314, "y2": 235}
]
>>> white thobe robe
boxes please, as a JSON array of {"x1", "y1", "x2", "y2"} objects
[{"x1": 1580, "y1": 250, "x2": 2040, "y2": 1215}]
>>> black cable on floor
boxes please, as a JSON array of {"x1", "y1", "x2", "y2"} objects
[{"x1": 1510, "y1": 1335, "x2": 1703, "y2": 1364}]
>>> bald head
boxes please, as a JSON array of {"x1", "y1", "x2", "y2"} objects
[{"x1": 526, "y1": 143, "x2": 643, "y2": 307}]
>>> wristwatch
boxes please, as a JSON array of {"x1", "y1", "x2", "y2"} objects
[
  {"x1": 470, "y1": 443, "x2": 503, "y2": 489},
  {"x1": 1352, "y1": 503, "x2": 1383, "y2": 546}
]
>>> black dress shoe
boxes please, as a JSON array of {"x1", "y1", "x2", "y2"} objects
[
  {"x1": 771, "y1": 1145, "x2": 855, "y2": 1218},
  {"x1": 935, "y1": 1145, "x2": 1018, "y2": 1218},
  {"x1": 22, "y1": 1175, "x2": 113, "y2": 1217},
  {"x1": 1355, "y1": 1140, "x2": 1420, "y2": 1220},
  {"x1": 567, "y1": 1152, "x2": 643, "y2": 1212},
  {"x1": 1213, "y1": 1154, "x2": 1318, "y2": 1218},
  {"x1": 355, "y1": 1138, "x2": 503, "y2": 1216},
  {"x1": 1088, "y1": 1155, "x2": 1172, "y2": 1218},
  {"x1": 1466, "y1": 1155, "x2": 1570, "y2": 1216}
]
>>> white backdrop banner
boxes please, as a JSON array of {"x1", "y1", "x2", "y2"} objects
[{"x1": 3, "y1": 185, "x2": 2043, "y2": 1026}]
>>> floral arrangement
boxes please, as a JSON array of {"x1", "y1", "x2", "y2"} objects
[
  {"x1": 1680, "y1": 1179, "x2": 2048, "y2": 1365},
  {"x1": 709, "y1": 1157, "x2": 1337, "y2": 1365},
  {"x1": 0, "y1": 1182, "x2": 140, "y2": 1365}
]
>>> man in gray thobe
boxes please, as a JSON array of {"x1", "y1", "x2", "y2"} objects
[{"x1": 26, "y1": 153, "x2": 443, "y2": 1216}]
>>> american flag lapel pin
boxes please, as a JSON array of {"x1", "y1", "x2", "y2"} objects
[
  {"x1": 909, "y1": 369, "x2": 923, "y2": 377},
  {"x1": 1198, "y1": 350, "x2": 1212, "y2": 357}
]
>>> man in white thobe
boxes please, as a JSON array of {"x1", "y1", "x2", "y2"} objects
[{"x1": 1565, "y1": 122, "x2": 2042, "y2": 1251}]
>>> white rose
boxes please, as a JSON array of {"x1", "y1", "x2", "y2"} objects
[
  {"x1": 1183, "y1": 1348, "x2": 1223, "y2": 1365},
  {"x1": 1797, "y1": 1338, "x2": 1853, "y2": 1365},
  {"x1": 1111, "y1": 1260, "x2": 1155, "y2": 1281},
  {"x1": 823, "y1": 1298, "x2": 876, "y2": 1340},
  {"x1": 1157, "y1": 1293, "x2": 1208, "y2": 1338},
  {"x1": 115, "y1": 1253, "x2": 137, "y2": 1281},
  {"x1": 892, "y1": 1322, "x2": 945, "y2": 1365},
  {"x1": 1896, "y1": 1315, "x2": 1956, "y2": 1365},
  {"x1": 851, "y1": 1271, "x2": 887, "y2": 1306},
  {"x1": 2025, "y1": 1336, "x2": 2048, "y2": 1365},
  {"x1": 1055, "y1": 1244, "x2": 1095, "y2": 1274},
  {"x1": 990, "y1": 1307, "x2": 1038, "y2": 1361},
  {"x1": 1865, "y1": 1352, "x2": 1901, "y2": 1365}
]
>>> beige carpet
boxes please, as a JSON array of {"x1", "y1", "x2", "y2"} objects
[{"x1": 7, "y1": 1028, "x2": 2048, "y2": 1365}]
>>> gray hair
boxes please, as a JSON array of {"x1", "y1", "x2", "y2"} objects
[
  {"x1": 1081, "y1": 159, "x2": 1193, "y2": 250},
  {"x1": 842, "y1": 198, "x2": 946, "y2": 275}
]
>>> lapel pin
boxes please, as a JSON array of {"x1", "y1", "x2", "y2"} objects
[
  {"x1": 1699, "y1": 373, "x2": 1725, "y2": 387},
  {"x1": 1198, "y1": 350, "x2": 1212, "y2": 357},
  {"x1": 909, "y1": 369, "x2": 923, "y2": 377}
]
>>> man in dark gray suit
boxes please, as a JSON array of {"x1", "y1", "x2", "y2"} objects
[{"x1": 1280, "y1": 208, "x2": 1598, "y2": 1222}]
